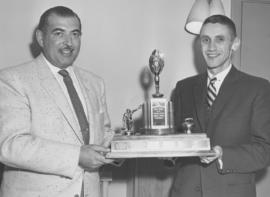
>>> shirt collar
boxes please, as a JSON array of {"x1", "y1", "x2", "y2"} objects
[
  {"x1": 207, "y1": 64, "x2": 232, "y2": 82},
  {"x1": 41, "y1": 54, "x2": 74, "y2": 75}
]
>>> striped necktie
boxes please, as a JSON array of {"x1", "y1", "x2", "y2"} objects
[{"x1": 207, "y1": 77, "x2": 217, "y2": 108}]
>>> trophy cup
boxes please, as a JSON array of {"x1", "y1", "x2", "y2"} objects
[
  {"x1": 141, "y1": 49, "x2": 174, "y2": 135},
  {"x1": 149, "y1": 49, "x2": 164, "y2": 98}
]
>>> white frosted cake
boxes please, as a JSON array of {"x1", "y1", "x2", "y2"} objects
[{"x1": 107, "y1": 134, "x2": 212, "y2": 158}]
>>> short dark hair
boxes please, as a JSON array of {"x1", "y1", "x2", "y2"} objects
[
  {"x1": 202, "y1": 15, "x2": 237, "y2": 38},
  {"x1": 37, "y1": 6, "x2": 81, "y2": 32}
]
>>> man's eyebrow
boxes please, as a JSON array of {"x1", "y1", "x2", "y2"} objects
[
  {"x1": 216, "y1": 35, "x2": 225, "y2": 37},
  {"x1": 72, "y1": 29, "x2": 81, "y2": 33},
  {"x1": 51, "y1": 28, "x2": 81, "y2": 34},
  {"x1": 52, "y1": 28, "x2": 65, "y2": 32},
  {"x1": 200, "y1": 35, "x2": 209, "y2": 38}
]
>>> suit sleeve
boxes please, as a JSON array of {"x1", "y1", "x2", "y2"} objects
[
  {"x1": 220, "y1": 80, "x2": 270, "y2": 174},
  {"x1": 0, "y1": 70, "x2": 80, "y2": 178}
]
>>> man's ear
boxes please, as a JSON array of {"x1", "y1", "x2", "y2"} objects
[
  {"x1": 35, "y1": 29, "x2": 44, "y2": 48},
  {"x1": 232, "y1": 37, "x2": 240, "y2": 51}
]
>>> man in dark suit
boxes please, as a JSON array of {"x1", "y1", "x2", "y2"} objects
[{"x1": 171, "y1": 15, "x2": 270, "y2": 197}]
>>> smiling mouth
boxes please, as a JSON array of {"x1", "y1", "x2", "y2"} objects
[
  {"x1": 61, "y1": 48, "x2": 74, "y2": 56},
  {"x1": 207, "y1": 53, "x2": 219, "y2": 58}
]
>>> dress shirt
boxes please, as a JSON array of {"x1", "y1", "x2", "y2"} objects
[
  {"x1": 207, "y1": 64, "x2": 232, "y2": 95},
  {"x1": 207, "y1": 65, "x2": 232, "y2": 170},
  {"x1": 42, "y1": 55, "x2": 88, "y2": 119}
]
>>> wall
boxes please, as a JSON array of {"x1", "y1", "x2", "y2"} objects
[{"x1": 0, "y1": 1, "x2": 231, "y2": 196}]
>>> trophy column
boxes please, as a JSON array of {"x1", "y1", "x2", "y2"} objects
[{"x1": 141, "y1": 49, "x2": 174, "y2": 135}]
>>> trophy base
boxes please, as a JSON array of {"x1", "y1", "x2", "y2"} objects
[
  {"x1": 140, "y1": 128, "x2": 175, "y2": 135},
  {"x1": 107, "y1": 133, "x2": 212, "y2": 158}
]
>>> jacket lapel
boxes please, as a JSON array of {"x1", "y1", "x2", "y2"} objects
[
  {"x1": 35, "y1": 55, "x2": 84, "y2": 144},
  {"x1": 193, "y1": 73, "x2": 208, "y2": 132},
  {"x1": 207, "y1": 66, "x2": 240, "y2": 135}
]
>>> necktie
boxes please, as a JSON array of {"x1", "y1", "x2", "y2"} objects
[
  {"x1": 207, "y1": 77, "x2": 217, "y2": 108},
  {"x1": 58, "y1": 69, "x2": 89, "y2": 144}
]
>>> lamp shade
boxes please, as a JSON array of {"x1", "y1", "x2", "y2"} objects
[
  {"x1": 210, "y1": 0, "x2": 225, "y2": 15},
  {"x1": 185, "y1": 0, "x2": 225, "y2": 35},
  {"x1": 185, "y1": 0, "x2": 210, "y2": 35}
]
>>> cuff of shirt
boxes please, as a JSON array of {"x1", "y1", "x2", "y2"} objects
[
  {"x1": 217, "y1": 158, "x2": 223, "y2": 169},
  {"x1": 214, "y1": 146, "x2": 223, "y2": 170}
]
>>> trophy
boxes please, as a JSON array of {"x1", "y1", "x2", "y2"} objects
[
  {"x1": 182, "y1": 118, "x2": 194, "y2": 134},
  {"x1": 141, "y1": 49, "x2": 174, "y2": 135},
  {"x1": 121, "y1": 105, "x2": 142, "y2": 135},
  {"x1": 106, "y1": 50, "x2": 213, "y2": 159},
  {"x1": 149, "y1": 49, "x2": 164, "y2": 98}
]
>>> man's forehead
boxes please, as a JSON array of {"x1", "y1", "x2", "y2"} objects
[
  {"x1": 46, "y1": 14, "x2": 81, "y2": 30},
  {"x1": 200, "y1": 23, "x2": 231, "y2": 37},
  {"x1": 47, "y1": 14, "x2": 78, "y2": 22}
]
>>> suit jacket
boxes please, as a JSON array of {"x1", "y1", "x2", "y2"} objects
[
  {"x1": 0, "y1": 54, "x2": 112, "y2": 197},
  {"x1": 171, "y1": 66, "x2": 270, "y2": 197}
]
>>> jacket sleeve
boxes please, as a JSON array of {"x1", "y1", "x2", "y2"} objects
[{"x1": 220, "y1": 80, "x2": 270, "y2": 174}]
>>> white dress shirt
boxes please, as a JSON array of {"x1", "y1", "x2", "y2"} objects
[
  {"x1": 42, "y1": 55, "x2": 88, "y2": 119},
  {"x1": 207, "y1": 64, "x2": 232, "y2": 95},
  {"x1": 206, "y1": 65, "x2": 232, "y2": 169}
]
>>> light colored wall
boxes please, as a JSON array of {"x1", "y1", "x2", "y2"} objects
[{"x1": 0, "y1": 1, "x2": 231, "y2": 197}]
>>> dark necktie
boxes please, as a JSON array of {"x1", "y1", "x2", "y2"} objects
[
  {"x1": 58, "y1": 69, "x2": 89, "y2": 144},
  {"x1": 207, "y1": 77, "x2": 217, "y2": 108}
]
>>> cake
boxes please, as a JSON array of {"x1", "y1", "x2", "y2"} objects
[{"x1": 107, "y1": 133, "x2": 212, "y2": 158}]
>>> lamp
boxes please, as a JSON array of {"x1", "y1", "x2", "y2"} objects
[
  {"x1": 185, "y1": 0, "x2": 225, "y2": 35},
  {"x1": 209, "y1": 0, "x2": 225, "y2": 15}
]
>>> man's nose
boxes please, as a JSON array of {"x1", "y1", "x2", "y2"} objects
[
  {"x1": 208, "y1": 41, "x2": 216, "y2": 50},
  {"x1": 63, "y1": 35, "x2": 73, "y2": 46}
]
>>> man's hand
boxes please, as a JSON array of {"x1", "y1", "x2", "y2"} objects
[
  {"x1": 79, "y1": 144, "x2": 114, "y2": 171},
  {"x1": 110, "y1": 159, "x2": 125, "y2": 167},
  {"x1": 200, "y1": 145, "x2": 223, "y2": 166}
]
